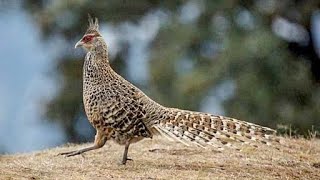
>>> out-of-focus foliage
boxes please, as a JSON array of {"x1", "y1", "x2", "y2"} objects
[{"x1": 23, "y1": 0, "x2": 320, "y2": 141}]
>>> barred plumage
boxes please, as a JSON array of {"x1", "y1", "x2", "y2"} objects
[{"x1": 59, "y1": 16, "x2": 279, "y2": 164}]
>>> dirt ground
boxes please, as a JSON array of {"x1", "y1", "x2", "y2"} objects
[{"x1": 1, "y1": 137, "x2": 319, "y2": 180}]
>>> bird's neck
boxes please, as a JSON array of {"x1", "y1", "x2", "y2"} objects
[
  {"x1": 91, "y1": 39, "x2": 109, "y2": 64},
  {"x1": 83, "y1": 39, "x2": 114, "y2": 85}
]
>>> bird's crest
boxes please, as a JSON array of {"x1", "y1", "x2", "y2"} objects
[{"x1": 86, "y1": 14, "x2": 100, "y2": 34}]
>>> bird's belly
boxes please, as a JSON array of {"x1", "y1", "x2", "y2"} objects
[{"x1": 110, "y1": 131, "x2": 145, "y2": 145}]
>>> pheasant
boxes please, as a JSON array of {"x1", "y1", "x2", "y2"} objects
[{"x1": 59, "y1": 16, "x2": 279, "y2": 165}]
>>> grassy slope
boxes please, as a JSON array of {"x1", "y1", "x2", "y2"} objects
[{"x1": 1, "y1": 137, "x2": 320, "y2": 180}]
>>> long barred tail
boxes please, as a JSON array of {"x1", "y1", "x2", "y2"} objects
[{"x1": 154, "y1": 108, "x2": 280, "y2": 149}]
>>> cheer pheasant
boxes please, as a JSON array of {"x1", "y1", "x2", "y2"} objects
[{"x1": 59, "y1": 16, "x2": 278, "y2": 165}]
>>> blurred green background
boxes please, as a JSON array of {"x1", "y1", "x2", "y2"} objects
[{"x1": 1, "y1": 0, "x2": 320, "y2": 153}]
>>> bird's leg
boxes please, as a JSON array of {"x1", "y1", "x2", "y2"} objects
[
  {"x1": 120, "y1": 140, "x2": 132, "y2": 165},
  {"x1": 59, "y1": 131, "x2": 107, "y2": 157}
]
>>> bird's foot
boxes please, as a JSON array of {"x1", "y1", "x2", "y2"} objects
[
  {"x1": 58, "y1": 150, "x2": 84, "y2": 157},
  {"x1": 119, "y1": 158, "x2": 133, "y2": 165},
  {"x1": 58, "y1": 146, "x2": 98, "y2": 157}
]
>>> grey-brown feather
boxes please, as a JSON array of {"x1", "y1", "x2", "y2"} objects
[
  {"x1": 75, "y1": 17, "x2": 281, "y2": 162},
  {"x1": 82, "y1": 36, "x2": 279, "y2": 149},
  {"x1": 58, "y1": 16, "x2": 280, "y2": 164}
]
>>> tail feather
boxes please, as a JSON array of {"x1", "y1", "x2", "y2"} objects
[
  {"x1": 154, "y1": 125, "x2": 204, "y2": 147},
  {"x1": 155, "y1": 108, "x2": 279, "y2": 149}
]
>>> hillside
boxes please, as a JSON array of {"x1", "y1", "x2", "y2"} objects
[{"x1": 1, "y1": 137, "x2": 319, "y2": 180}]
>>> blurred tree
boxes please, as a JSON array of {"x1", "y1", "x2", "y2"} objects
[{"x1": 23, "y1": 0, "x2": 320, "y2": 141}]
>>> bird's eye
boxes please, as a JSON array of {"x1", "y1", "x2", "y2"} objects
[{"x1": 82, "y1": 35, "x2": 94, "y2": 42}]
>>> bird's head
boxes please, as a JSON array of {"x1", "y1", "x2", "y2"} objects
[{"x1": 75, "y1": 15, "x2": 102, "y2": 51}]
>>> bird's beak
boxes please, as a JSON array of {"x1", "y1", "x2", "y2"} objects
[{"x1": 74, "y1": 40, "x2": 83, "y2": 49}]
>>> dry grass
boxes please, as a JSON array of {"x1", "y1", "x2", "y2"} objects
[{"x1": 1, "y1": 137, "x2": 320, "y2": 180}]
